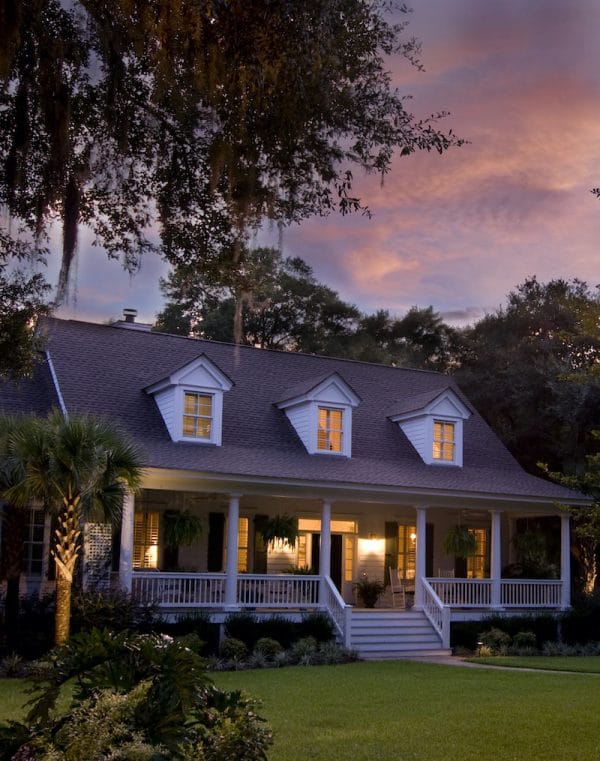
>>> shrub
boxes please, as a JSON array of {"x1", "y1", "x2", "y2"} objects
[
  {"x1": 253, "y1": 637, "x2": 283, "y2": 661},
  {"x1": 511, "y1": 631, "x2": 537, "y2": 650},
  {"x1": 7, "y1": 628, "x2": 272, "y2": 761},
  {"x1": 297, "y1": 611, "x2": 335, "y2": 643},
  {"x1": 224, "y1": 611, "x2": 259, "y2": 650},
  {"x1": 452, "y1": 613, "x2": 559, "y2": 651},
  {"x1": 71, "y1": 588, "x2": 158, "y2": 635},
  {"x1": 6, "y1": 594, "x2": 55, "y2": 659},
  {"x1": 220, "y1": 637, "x2": 248, "y2": 661},
  {"x1": 478, "y1": 628, "x2": 511, "y2": 654},
  {"x1": 560, "y1": 598, "x2": 600, "y2": 645},
  {"x1": 158, "y1": 611, "x2": 219, "y2": 655},
  {"x1": 255, "y1": 616, "x2": 296, "y2": 649},
  {"x1": 288, "y1": 636, "x2": 318, "y2": 665}
]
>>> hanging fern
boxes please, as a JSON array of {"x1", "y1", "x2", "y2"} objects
[
  {"x1": 443, "y1": 526, "x2": 477, "y2": 558},
  {"x1": 261, "y1": 515, "x2": 298, "y2": 548},
  {"x1": 162, "y1": 510, "x2": 203, "y2": 549}
]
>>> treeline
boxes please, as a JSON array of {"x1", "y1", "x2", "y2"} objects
[{"x1": 155, "y1": 247, "x2": 599, "y2": 475}]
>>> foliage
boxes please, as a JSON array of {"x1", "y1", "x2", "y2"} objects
[
  {"x1": 443, "y1": 526, "x2": 477, "y2": 559},
  {"x1": 254, "y1": 617, "x2": 297, "y2": 651},
  {"x1": 6, "y1": 628, "x2": 272, "y2": 761},
  {"x1": 162, "y1": 510, "x2": 203, "y2": 549},
  {"x1": 0, "y1": 411, "x2": 144, "y2": 645},
  {"x1": 478, "y1": 628, "x2": 511, "y2": 655},
  {"x1": 0, "y1": 234, "x2": 51, "y2": 378},
  {"x1": 260, "y1": 514, "x2": 299, "y2": 549},
  {"x1": 0, "y1": 593, "x2": 55, "y2": 660},
  {"x1": 157, "y1": 613, "x2": 219, "y2": 656},
  {"x1": 253, "y1": 638, "x2": 283, "y2": 662},
  {"x1": 451, "y1": 614, "x2": 559, "y2": 651},
  {"x1": 353, "y1": 576, "x2": 385, "y2": 608},
  {"x1": 219, "y1": 638, "x2": 249, "y2": 662},
  {"x1": 156, "y1": 247, "x2": 361, "y2": 351},
  {"x1": 224, "y1": 612, "x2": 260, "y2": 652},
  {"x1": 505, "y1": 530, "x2": 558, "y2": 580},
  {"x1": 297, "y1": 612, "x2": 335, "y2": 643},
  {"x1": 1, "y1": 0, "x2": 460, "y2": 304},
  {"x1": 70, "y1": 589, "x2": 158, "y2": 636},
  {"x1": 455, "y1": 277, "x2": 600, "y2": 475}
]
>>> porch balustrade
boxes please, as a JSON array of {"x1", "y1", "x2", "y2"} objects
[
  {"x1": 428, "y1": 577, "x2": 563, "y2": 608},
  {"x1": 132, "y1": 571, "x2": 320, "y2": 609}
]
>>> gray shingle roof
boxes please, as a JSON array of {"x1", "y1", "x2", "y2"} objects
[{"x1": 1, "y1": 317, "x2": 582, "y2": 503}]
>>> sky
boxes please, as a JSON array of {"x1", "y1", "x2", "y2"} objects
[{"x1": 54, "y1": 0, "x2": 600, "y2": 327}]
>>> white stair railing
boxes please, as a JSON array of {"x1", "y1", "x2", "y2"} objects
[
  {"x1": 421, "y1": 579, "x2": 451, "y2": 649},
  {"x1": 322, "y1": 575, "x2": 352, "y2": 648}
]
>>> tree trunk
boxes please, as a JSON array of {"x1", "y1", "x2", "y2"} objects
[
  {"x1": 52, "y1": 497, "x2": 81, "y2": 646},
  {"x1": 54, "y1": 572, "x2": 72, "y2": 646}
]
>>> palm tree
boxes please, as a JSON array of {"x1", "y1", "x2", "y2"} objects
[{"x1": 1, "y1": 411, "x2": 144, "y2": 645}]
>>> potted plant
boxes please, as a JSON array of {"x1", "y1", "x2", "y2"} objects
[
  {"x1": 261, "y1": 514, "x2": 298, "y2": 548},
  {"x1": 353, "y1": 576, "x2": 385, "y2": 608},
  {"x1": 443, "y1": 525, "x2": 476, "y2": 559}
]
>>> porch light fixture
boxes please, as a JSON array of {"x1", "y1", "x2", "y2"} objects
[{"x1": 409, "y1": 531, "x2": 417, "y2": 541}]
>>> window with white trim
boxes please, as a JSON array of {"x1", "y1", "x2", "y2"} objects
[
  {"x1": 317, "y1": 407, "x2": 343, "y2": 452},
  {"x1": 467, "y1": 528, "x2": 488, "y2": 579},
  {"x1": 182, "y1": 392, "x2": 213, "y2": 440},
  {"x1": 24, "y1": 508, "x2": 46, "y2": 575},
  {"x1": 397, "y1": 524, "x2": 416, "y2": 580},
  {"x1": 433, "y1": 421, "x2": 455, "y2": 462}
]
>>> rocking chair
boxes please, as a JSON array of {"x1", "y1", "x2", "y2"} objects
[{"x1": 388, "y1": 567, "x2": 406, "y2": 609}]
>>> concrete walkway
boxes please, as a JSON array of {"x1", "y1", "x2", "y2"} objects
[{"x1": 404, "y1": 654, "x2": 600, "y2": 675}]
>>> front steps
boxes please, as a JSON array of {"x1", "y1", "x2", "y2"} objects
[{"x1": 350, "y1": 608, "x2": 450, "y2": 660}]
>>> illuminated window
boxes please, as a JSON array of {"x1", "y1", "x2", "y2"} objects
[
  {"x1": 433, "y1": 421, "x2": 455, "y2": 461},
  {"x1": 298, "y1": 518, "x2": 357, "y2": 533},
  {"x1": 344, "y1": 536, "x2": 355, "y2": 582},
  {"x1": 317, "y1": 408, "x2": 343, "y2": 452},
  {"x1": 182, "y1": 392, "x2": 213, "y2": 439},
  {"x1": 133, "y1": 512, "x2": 159, "y2": 569},
  {"x1": 397, "y1": 524, "x2": 416, "y2": 580},
  {"x1": 223, "y1": 517, "x2": 250, "y2": 572},
  {"x1": 467, "y1": 528, "x2": 488, "y2": 579},
  {"x1": 237, "y1": 517, "x2": 249, "y2": 572},
  {"x1": 297, "y1": 535, "x2": 308, "y2": 567}
]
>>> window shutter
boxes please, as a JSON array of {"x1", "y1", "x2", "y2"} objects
[
  {"x1": 426, "y1": 523, "x2": 434, "y2": 577},
  {"x1": 253, "y1": 515, "x2": 268, "y2": 574},
  {"x1": 384, "y1": 521, "x2": 398, "y2": 586},
  {"x1": 207, "y1": 512, "x2": 225, "y2": 572}
]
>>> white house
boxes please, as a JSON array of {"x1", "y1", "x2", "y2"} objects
[{"x1": 0, "y1": 315, "x2": 587, "y2": 657}]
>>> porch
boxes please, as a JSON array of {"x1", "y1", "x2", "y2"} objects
[
  {"x1": 131, "y1": 570, "x2": 565, "y2": 655},
  {"x1": 115, "y1": 482, "x2": 572, "y2": 658}
]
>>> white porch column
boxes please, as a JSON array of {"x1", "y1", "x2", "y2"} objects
[
  {"x1": 414, "y1": 506, "x2": 427, "y2": 609},
  {"x1": 490, "y1": 510, "x2": 503, "y2": 608},
  {"x1": 224, "y1": 493, "x2": 241, "y2": 609},
  {"x1": 319, "y1": 500, "x2": 332, "y2": 604},
  {"x1": 560, "y1": 513, "x2": 571, "y2": 609},
  {"x1": 119, "y1": 491, "x2": 135, "y2": 592}
]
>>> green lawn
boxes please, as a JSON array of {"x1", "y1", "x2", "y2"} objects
[
  {"x1": 4, "y1": 661, "x2": 600, "y2": 761},
  {"x1": 213, "y1": 661, "x2": 600, "y2": 761},
  {"x1": 467, "y1": 655, "x2": 600, "y2": 673}
]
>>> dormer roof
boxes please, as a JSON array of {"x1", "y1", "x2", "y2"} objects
[
  {"x1": 388, "y1": 387, "x2": 471, "y2": 423},
  {"x1": 144, "y1": 354, "x2": 233, "y2": 395},
  {"x1": 276, "y1": 371, "x2": 361, "y2": 410}
]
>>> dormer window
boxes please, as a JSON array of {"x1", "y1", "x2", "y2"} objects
[
  {"x1": 183, "y1": 392, "x2": 213, "y2": 440},
  {"x1": 318, "y1": 407, "x2": 343, "y2": 452},
  {"x1": 433, "y1": 420, "x2": 455, "y2": 462},
  {"x1": 145, "y1": 355, "x2": 233, "y2": 445},
  {"x1": 276, "y1": 372, "x2": 361, "y2": 457},
  {"x1": 388, "y1": 387, "x2": 471, "y2": 467}
]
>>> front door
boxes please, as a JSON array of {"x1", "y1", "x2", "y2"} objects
[{"x1": 311, "y1": 533, "x2": 343, "y2": 592}]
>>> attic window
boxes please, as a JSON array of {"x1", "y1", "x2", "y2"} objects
[
  {"x1": 317, "y1": 407, "x2": 343, "y2": 452},
  {"x1": 183, "y1": 392, "x2": 213, "y2": 439},
  {"x1": 433, "y1": 421, "x2": 455, "y2": 462}
]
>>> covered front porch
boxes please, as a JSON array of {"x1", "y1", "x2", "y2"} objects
[{"x1": 111, "y1": 471, "x2": 572, "y2": 652}]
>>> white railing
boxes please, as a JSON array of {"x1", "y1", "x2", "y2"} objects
[
  {"x1": 237, "y1": 574, "x2": 320, "y2": 608},
  {"x1": 429, "y1": 578, "x2": 492, "y2": 607},
  {"x1": 501, "y1": 580, "x2": 563, "y2": 607},
  {"x1": 132, "y1": 572, "x2": 226, "y2": 607},
  {"x1": 132, "y1": 571, "x2": 320, "y2": 609},
  {"x1": 421, "y1": 579, "x2": 450, "y2": 648},
  {"x1": 322, "y1": 575, "x2": 352, "y2": 648}
]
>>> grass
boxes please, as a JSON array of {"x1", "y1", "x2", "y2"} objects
[
  {"x1": 213, "y1": 660, "x2": 600, "y2": 761},
  {"x1": 4, "y1": 660, "x2": 600, "y2": 761},
  {"x1": 467, "y1": 655, "x2": 600, "y2": 673}
]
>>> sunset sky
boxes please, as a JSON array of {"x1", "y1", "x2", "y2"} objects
[{"x1": 56, "y1": 0, "x2": 600, "y2": 327}]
